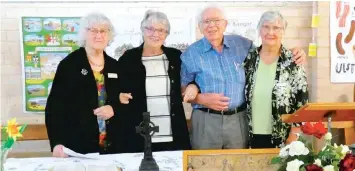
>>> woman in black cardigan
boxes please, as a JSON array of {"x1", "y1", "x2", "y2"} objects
[
  {"x1": 117, "y1": 10, "x2": 191, "y2": 152},
  {"x1": 45, "y1": 12, "x2": 121, "y2": 156}
]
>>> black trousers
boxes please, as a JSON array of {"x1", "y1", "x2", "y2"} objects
[{"x1": 250, "y1": 134, "x2": 274, "y2": 148}]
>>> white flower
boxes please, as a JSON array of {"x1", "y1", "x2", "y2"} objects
[
  {"x1": 324, "y1": 132, "x2": 332, "y2": 140},
  {"x1": 323, "y1": 165, "x2": 334, "y2": 171},
  {"x1": 288, "y1": 141, "x2": 310, "y2": 156},
  {"x1": 341, "y1": 144, "x2": 350, "y2": 154},
  {"x1": 279, "y1": 145, "x2": 290, "y2": 158},
  {"x1": 335, "y1": 143, "x2": 351, "y2": 155},
  {"x1": 314, "y1": 159, "x2": 322, "y2": 167},
  {"x1": 286, "y1": 159, "x2": 304, "y2": 171}
]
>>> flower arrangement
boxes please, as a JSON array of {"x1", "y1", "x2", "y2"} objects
[
  {"x1": 271, "y1": 121, "x2": 355, "y2": 171},
  {"x1": 1, "y1": 118, "x2": 27, "y2": 169}
]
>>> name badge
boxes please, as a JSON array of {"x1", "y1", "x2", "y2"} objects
[{"x1": 108, "y1": 73, "x2": 118, "y2": 78}]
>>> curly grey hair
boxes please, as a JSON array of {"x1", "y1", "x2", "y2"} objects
[
  {"x1": 140, "y1": 10, "x2": 171, "y2": 35},
  {"x1": 78, "y1": 12, "x2": 116, "y2": 47},
  {"x1": 257, "y1": 11, "x2": 288, "y2": 34}
]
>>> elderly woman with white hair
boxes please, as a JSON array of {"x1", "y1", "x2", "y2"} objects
[
  {"x1": 117, "y1": 10, "x2": 191, "y2": 152},
  {"x1": 45, "y1": 12, "x2": 121, "y2": 157},
  {"x1": 244, "y1": 11, "x2": 309, "y2": 148}
]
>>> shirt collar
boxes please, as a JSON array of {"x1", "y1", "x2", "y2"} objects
[{"x1": 202, "y1": 35, "x2": 230, "y2": 52}]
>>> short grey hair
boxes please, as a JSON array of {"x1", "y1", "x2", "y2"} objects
[
  {"x1": 257, "y1": 11, "x2": 288, "y2": 33},
  {"x1": 140, "y1": 10, "x2": 171, "y2": 35},
  {"x1": 196, "y1": 4, "x2": 227, "y2": 25},
  {"x1": 78, "y1": 12, "x2": 116, "y2": 47}
]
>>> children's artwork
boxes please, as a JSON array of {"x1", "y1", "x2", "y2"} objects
[
  {"x1": 45, "y1": 32, "x2": 61, "y2": 46},
  {"x1": 330, "y1": 1, "x2": 355, "y2": 82},
  {"x1": 25, "y1": 66, "x2": 41, "y2": 79},
  {"x1": 24, "y1": 34, "x2": 45, "y2": 46},
  {"x1": 27, "y1": 85, "x2": 46, "y2": 96},
  {"x1": 43, "y1": 18, "x2": 61, "y2": 31},
  {"x1": 23, "y1": 18, "x2": 42, "y2": 32},
  {"x1": 40, "y1": 52, "x2": 67, "y2": 79},
  {"x1": 62, "y1": 34, "x2": 78, "y2": 46},
  {"x1": 27, "y1": 97, "x2": 47, "y2": 110},
  {"x1": 21, "y1": 17, "x2": 80, "y2": 112},
  {"x1": 63, "y1": 19, "x2": 80, "y2": 32}
]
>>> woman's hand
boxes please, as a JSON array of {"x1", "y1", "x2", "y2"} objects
[
  {"x1": 94, "y1": 105, "x2": 114, "y2": 120},
  {"x1": 183, "y1": 84, "x2": 199, "y2": 102},
  {"x1": 119, "y1": 93, "x2": 133, "y2": 104},
  {"x1": 52, "y1": 144, "x2": 68, "y2": 158},
  {"x1": 286, "y1": 127, "x2": 301, "y2": 144}
]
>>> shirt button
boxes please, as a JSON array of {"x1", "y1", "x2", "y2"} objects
[
  {"x1": 172, "y1": 113, "x2": 175, "y2": 116},
  {"x1": 171, "y1": 80, "x2": 174, "y2": 83},
  {"x1": 106, "y1": 120, "x2": 110, "y2": 124},
  {"x1": 171, "y1": 66, "x2": 174, "y2": 69}
]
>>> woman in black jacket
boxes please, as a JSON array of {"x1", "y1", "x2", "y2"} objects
[
  {"x1": 45, "y1": 12, "x2": 121, "y2": 156},
  {"x1": 117, "y1": 10, "x2": 191, "y2": 152}
]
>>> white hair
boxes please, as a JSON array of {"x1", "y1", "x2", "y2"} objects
[
  {"x1": 140, "y1": 10, "x2": 171, "y2": 34},
  {"x1": 257, "y1": 11, "x2": 288, "y2": 34},
  {"x1": 78, "y1": 12, "x2": 116, "y2": 47},
  {"x1": 196, "y1": 4, "x2": 227, "y2": 24}
]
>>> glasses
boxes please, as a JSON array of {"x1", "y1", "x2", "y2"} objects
[
  {"x1": 87, "y1": 28, "x2": 110, "y2": 35},
  {"x1": 201, "y1": 19, "x2": 225, "y2": 27},
  {"x1": 144, "y1": 27, "x2": 168, "y2": 35},
  {"x1": 261, "y1": 25, "x2": 283, "y2": 33}
]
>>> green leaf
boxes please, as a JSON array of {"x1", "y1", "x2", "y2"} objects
[
  {"x1": 271, "y1": 157, "x2": 282, "y2": 164},
  {"x1": 19, "y1": 124, "x2": 27, "y2": 134},
  {"x1": 4, "y1": 137, "x2": 14, "y2": 149}
]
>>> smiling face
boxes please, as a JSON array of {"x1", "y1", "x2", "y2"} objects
[
  {"x1": 85, "y1": 23, "x2": 110, "y2": 51},
  {"x1": 199, "y1": 8, "x2": 228, "y2": 43},
  {"x1": 142, "y1": 22, "x2": 168, "y2": 48},
  {"x1": 259, "y1": 19, "x2": 284, "y2": 47}
]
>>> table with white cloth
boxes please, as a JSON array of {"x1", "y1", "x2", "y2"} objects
[{"x1": 4, "y1": 151, "x2": 182, "y2": 171}]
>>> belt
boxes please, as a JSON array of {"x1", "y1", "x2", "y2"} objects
[{"x1": 198, "y1": 102, "x2": 246, "y2": 115}]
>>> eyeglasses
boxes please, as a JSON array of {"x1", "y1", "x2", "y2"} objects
[
  {"x1": 261, "y1": 25, "x2": 283, "y2": 33},
  {"x1": 87, "y1": 28, "x2": 110, "y2": 35},
  {"x1": 201, "y1": 19, "x2": 225, "y2": 27},
  {"x1": 144, "y1": 27, "x2": 168, "y2": 35}
]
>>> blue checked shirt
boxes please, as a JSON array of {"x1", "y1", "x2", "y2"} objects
[{"x1": 181, "y1": 35, "x2": 252, "y2": 109}]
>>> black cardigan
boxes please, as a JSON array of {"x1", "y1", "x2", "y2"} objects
[
  {"x1": 45, "y1": 47, "x2": 121, "y2": 154},
  {"x1": 117, "y1": 43, "x2": 191, "y2": 153}
]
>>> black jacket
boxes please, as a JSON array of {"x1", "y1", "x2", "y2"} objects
[
  {"x1": 117, "y1": 43, "x2": 191, "y2": 153},
  {"x1": 45, "y1": 47, "x2": 121, "y2": 154}
]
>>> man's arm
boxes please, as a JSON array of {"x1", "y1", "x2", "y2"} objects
[{"x1": 290, "y1": 47, "x2": 307, "y2": 65}]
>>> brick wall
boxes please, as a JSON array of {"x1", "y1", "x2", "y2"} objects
[{"x1": 0, "y1": 1, "x2": 353, "y2": 152}]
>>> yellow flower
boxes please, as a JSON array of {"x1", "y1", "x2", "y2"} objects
[{"x1": 5, "y1": 118, "x2": 23, "y2": 141}]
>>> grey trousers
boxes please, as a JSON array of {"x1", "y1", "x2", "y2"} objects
[{"x1": 190, "y1": 109, "x2": 249, "y2": 149}]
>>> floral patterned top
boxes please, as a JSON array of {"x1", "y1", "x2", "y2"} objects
[
  {"x1": 244, "y1": 45, "x2": 309, "y2": 147},
  {"x1": 93, "y1": 70, "x2": 107, "y2": 148}
]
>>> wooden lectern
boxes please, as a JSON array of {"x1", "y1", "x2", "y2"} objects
[{"x1": 282, "y1": 102, "x2": 355, "y2": 145}]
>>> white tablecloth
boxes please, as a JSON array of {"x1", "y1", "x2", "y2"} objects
[{"x1": 4, "y1": 151, "x2": 183, "y2": 171}]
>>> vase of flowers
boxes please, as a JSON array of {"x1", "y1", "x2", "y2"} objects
[
  {"x1": 1, "y1": 118, "x2": 26, "y2": 170},
  {"x1": 271, "y1": 121, "x2": 355, "y2": 171}
]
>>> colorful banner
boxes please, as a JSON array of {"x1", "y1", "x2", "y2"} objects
[
  {"x1": 330, "y1": 1, "x2": 355, "y2": 83},
  {"x1": 21, "y1": 17, "x2": 80, "y2": 112}
]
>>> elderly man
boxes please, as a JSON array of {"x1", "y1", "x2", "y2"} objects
[{"x1": 181, "y1": 5, "x2": 306, "y2": 149}]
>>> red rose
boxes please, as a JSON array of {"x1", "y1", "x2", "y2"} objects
[
  {"x1": 313, "y1": 122, "x2": 327, "y2": 139},
  {"x1": 301, "y1": 122, "x2": 315, "y2": 135},
  {"x1": 305, "y1": 164, "x2": 323, "y2": 171},
  {"x1": 340, "y1": 153, "x2": 355, "y2": 171}
]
